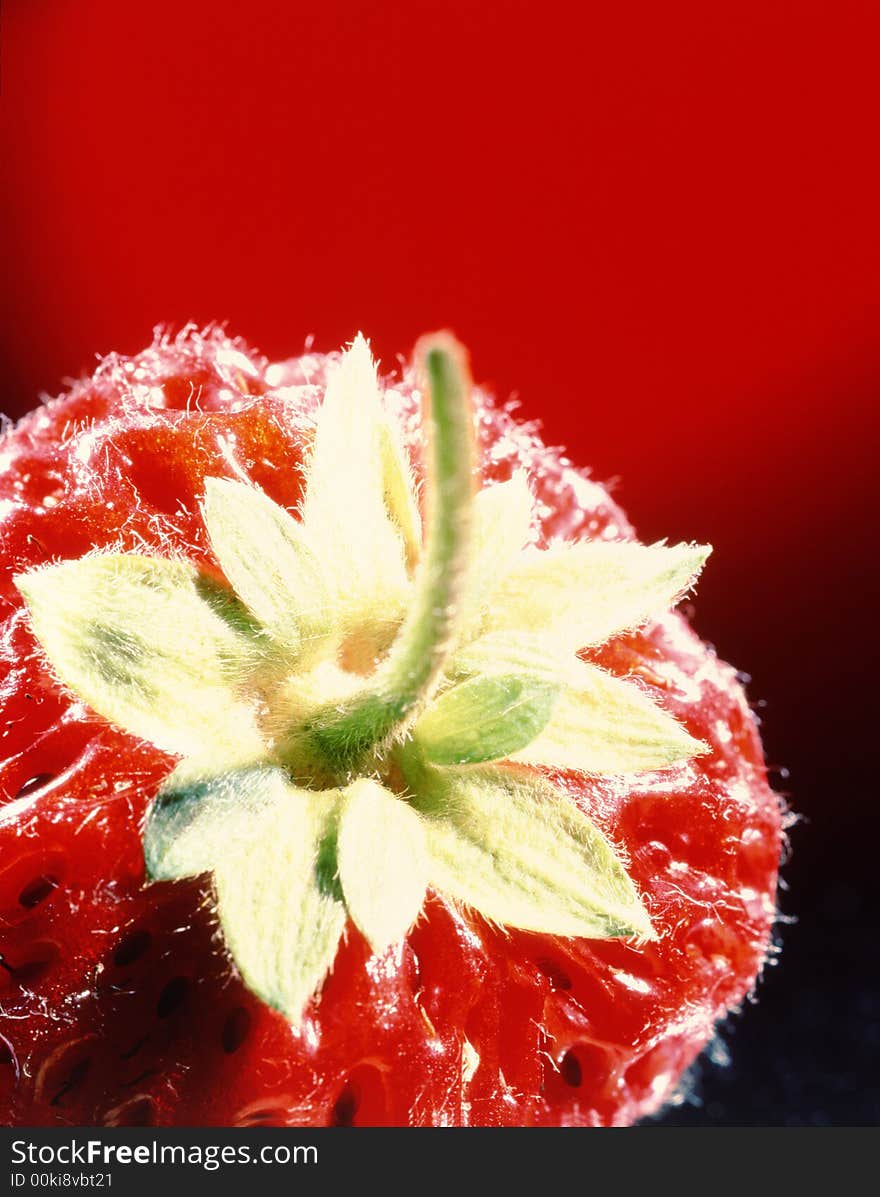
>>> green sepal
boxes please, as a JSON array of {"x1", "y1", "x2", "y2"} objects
[
  {"x1": 449, "y1": 632, "x2": 706, "y2": 774},
  {"x1": 410, "y1": 762, "x2": 654, "y2": 940},
  {"x1": 15, "y1": 554, "x2": 267, "y2": 762},
  {"x1": 336, "y1": 779, "x2": 428, "y2": 953},
  {"x1": 411, "y1": 673, "x2": 560, "y2": 765}
]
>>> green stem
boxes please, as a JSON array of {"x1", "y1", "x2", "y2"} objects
[{"x1": 290, "y1": 334, "x2": 475, "y2": 778}]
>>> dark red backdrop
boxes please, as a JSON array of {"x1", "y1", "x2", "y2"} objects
[{"x1": 2, "y1": 0, "x2": 878, "y2": 1123}]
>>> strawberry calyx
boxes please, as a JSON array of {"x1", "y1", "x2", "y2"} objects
[
  {"x1": 14, "y1": 332, "x2": 713, "y2": 1024},
  {"x1": 281, "y1": 335, "x2": 476, "y2": 781}
]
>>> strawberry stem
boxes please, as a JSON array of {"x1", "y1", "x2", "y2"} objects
[{"x1": 286, "y1": 333, "x2": 475, "y2": 778}]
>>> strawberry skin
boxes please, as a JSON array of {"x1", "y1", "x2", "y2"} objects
[{"x1": 0, "y1": 328, "x2": 782, "y2": 1126}]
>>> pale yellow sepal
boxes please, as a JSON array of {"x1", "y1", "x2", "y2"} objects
[
  {"x1": 510, "y1": 658, "x2": 707, "y2": 775},
  {"x1": 336, "y1": 778, "x2": 428, "y2": 953},
  {"x1": 378, "y1": 413, "x2": 422, "y2": 570},
  {"x1": 144, "y1": 763, "x2": 290, "y2": 881},
  {"x1": 201, "y1": 477, "x2": 331, "y2": 658},
  {"x1": 480, "y1": 540, "x2": 711, "y2": 652},
  {"x1": 15, "y1": 555, "x2": 266, "y2": 762},
  {"x1": 449, "y1": 631, "x2": 706, "y2": 774},
  {"x1": 213, "y1": 789, "x2": 346, "y2": 1025},
  {"x1": 450, "y1": 630, "x2": 578, "y2": 685},
  {"x1": 416, "y1": 765, "x2": 654, "y2": 940},
  {"x1": 298, "y1": 334, "x2": 411, "y2": 644},
  {"x1": 145, "y1": 763, "x2": 348, "y2": 1024},
  {"x1": 458, "y1": 472, "x2": 534, "y2": 634}
]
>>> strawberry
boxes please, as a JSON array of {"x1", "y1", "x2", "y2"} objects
[{"x1": 0, "y1": 327, "x2": 782, "y2": 1127}]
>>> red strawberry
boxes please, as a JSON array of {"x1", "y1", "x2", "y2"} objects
[{"x1": 0, "y1": 326, "x2": 782, "y2": 1127}]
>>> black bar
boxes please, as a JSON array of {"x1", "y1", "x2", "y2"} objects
[{"x1": 1, "y1": 1126, "x2": 877, "y2": 1194}]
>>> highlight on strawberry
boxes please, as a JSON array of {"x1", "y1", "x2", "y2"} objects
[{"x1": 0, "y1": 329, "x2": 783, "y2": 1126}]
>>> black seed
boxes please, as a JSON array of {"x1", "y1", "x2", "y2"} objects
[
  {"x1": 536, "y1": 957, "x2": 573, "y2": 990},
  {"x1": 332, "y1": 1086, "x2": 358, "y2": 1127},
  {"x1": 156, "y1": 976, "x2": 189, "y2": 1018},
  {"x1": 221, "y1": 1007, "x2": 251, "y2": 1054},
  {"x1": 18, "y1": 874, "x2": 59, "y2": 909},
  {"x1": 560, "y1": 1050, "x2": 582, "y2": 1088},
  {"x1": 120, "y1": 1034, "x2": 150, "y2": 1061},
  {"x1": 50, "y1": 1057, "x2": 92, "y2": 1107},
  {"x1": 113, "y1": 930, "x2": 152, "y2": 968},
  {"x1": 242, "y1": 1109, "x2": 281, "y2": 1126},
  {"x1": 14, "y1": 954, "x2": 54, "y2": 985},
  {"x1": 121, "y1": 1069, "x2": 155, "y2": 1090},
  {"x1": 15, "y1": 774, "x2": 54, "y2": 799}
]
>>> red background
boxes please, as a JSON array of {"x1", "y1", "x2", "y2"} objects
[{"x1": 2, "y1": 1, "x2": 878, "y2": 1123}]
